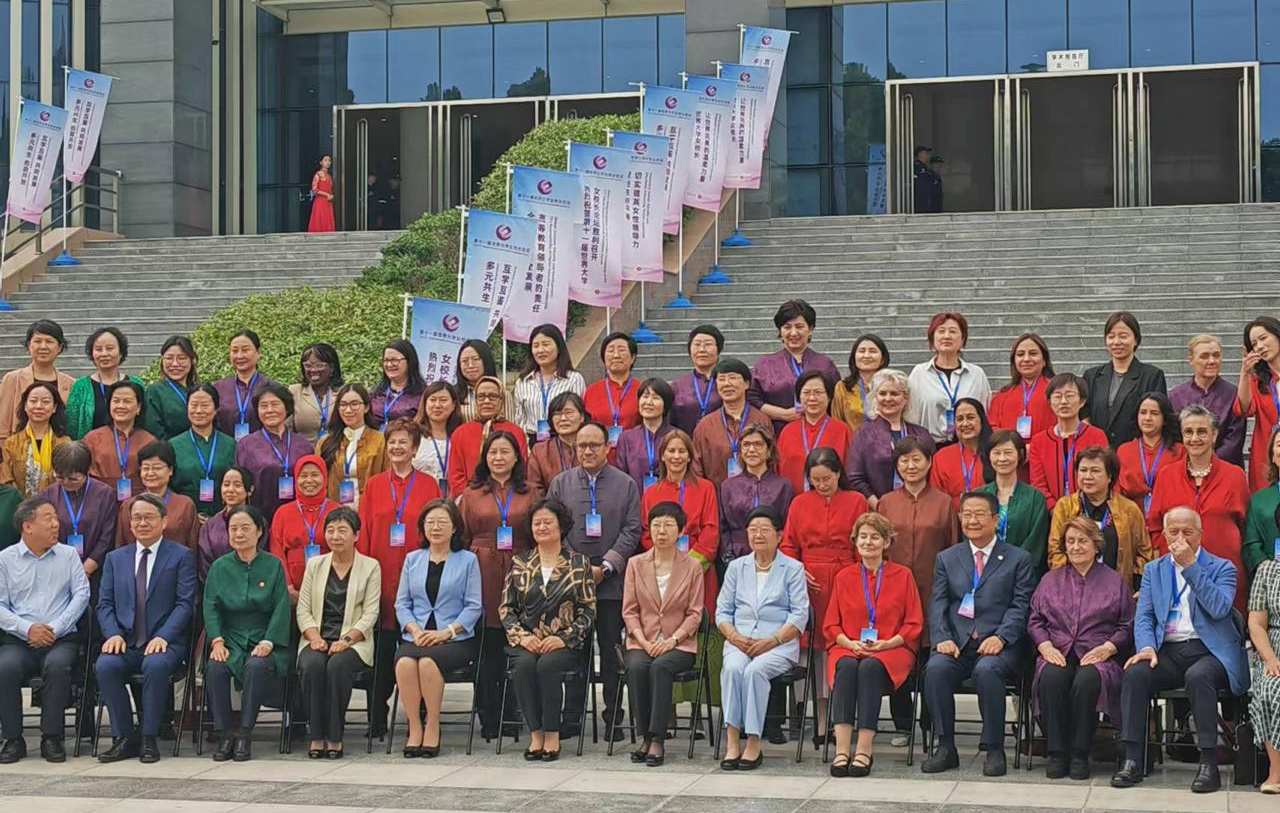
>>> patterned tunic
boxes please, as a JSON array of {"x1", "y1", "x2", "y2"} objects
[
  {"x1": 499, "y1": 546, "x2": 596, "y2": 650},
  {"x1": 1249, "y1": 559, "x2": 1280, "y2": 749}
]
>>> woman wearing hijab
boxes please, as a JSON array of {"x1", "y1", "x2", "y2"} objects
[{"x1": 268, "y1": 454, "x2": 337, "y2": 600}]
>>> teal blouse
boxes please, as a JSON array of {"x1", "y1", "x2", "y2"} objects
[
  {"x1": 1243, "y1": 485, "x2": 1280, "y2": 577},
  {"x1": 143, "y1": 378, "x2": 192, "y2": 439},
  {"x1": 980, "y1": 480, "x2": 1051, "y2": 578},
  {"x1": 171, "y1": 428, "x2": 237, "y2": 516}
]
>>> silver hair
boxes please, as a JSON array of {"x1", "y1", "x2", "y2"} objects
[
  {"x1": 1162, "y1": 505, "x2": 1203, "y2": 530},
  {"x1": 1177, "y1": 403, "x2": 1219, "y2": 431},
  {"x1": 871, "y1": 368, "x2": 909, "y2": 396}
]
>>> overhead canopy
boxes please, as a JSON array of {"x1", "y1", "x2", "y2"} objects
[{"x1": 254, "y1": 0, "x2": 680, "y2": 29}]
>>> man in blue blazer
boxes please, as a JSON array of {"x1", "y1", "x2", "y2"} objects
[
  {"x1": 922, "y1": 491, "x2": 1035, "y2": 777},
  {"x1": 94, "y1": 494, "x2": 196, "y2": 763},
  {"x1": 1112, "y1": 506, "x2": 1249, "y2": 793}
]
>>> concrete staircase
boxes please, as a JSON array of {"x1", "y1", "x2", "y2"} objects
[
  {"x1": 0, "y1": 230, "x2": 401, "y2": 375},
  {"x1": 636, "y1": 203, "x2": 1280, "y2": 388}
]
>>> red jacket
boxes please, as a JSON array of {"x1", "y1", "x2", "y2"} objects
[
  {"x1": 1235, "y1": 376, "x2": 1279, "y2": 493},
  {"x1": 357, "y1": 468, "x2": 442, "y2": 628},
  {"x1": 639, "y1": 475, "x2": 720, "y2": 612},
  {"x1": 823, "y1": 561, "x2": 922, "y2": 689},
  {"x1": 929, "y1": 443, "x2": 989, "y2": 509},
  {"x1": 1028, "y1": 422, "x2": 1109, "y2": 510},
  {"x1": 1115, "y1": 439, "x2": 1184, "y2": 511},
  {"x1": 781, "y1": 489, "x2": 868, "y2": 647},
  {"x1": 988, "y1": 377, "x2": 1056, "y2": 441},
  {"x1": 583, "y1": 377, "x2": 641, "y2": 434},
  {"x1": 776, "y1": 416, "x2": 853, "y2": 496}
]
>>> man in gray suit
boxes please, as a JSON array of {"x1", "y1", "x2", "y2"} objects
[{"x1": 922, "y1": 491, "x2": 1035, "y2": 777}]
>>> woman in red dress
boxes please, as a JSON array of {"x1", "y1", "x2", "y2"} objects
[
  {"x1": 1236, "y1": 317, "x2": 1280, "y2": 492},
  {"x1": 1115, "y1": 393, "x2": 1184, "y2": 514},
  {"x1": 639, "y1": 429, "x2": 719, "y2": 613},
  {"x1": 777, "y1": 370, "x2": 853, "y2": 496},
  {"x1": 988, "y1": 333, "x2": 1056, "y2": 442},
  {"x1": 307, "y1": 155, "x2": 336, "y2": 233},
  {"x1": 930, "y1": 397, "x2": 992, "y2": 508}
]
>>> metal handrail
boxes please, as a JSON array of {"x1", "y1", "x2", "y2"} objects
[{"x1": 1, "y1": 166, "x2": 125, "y2": 264}]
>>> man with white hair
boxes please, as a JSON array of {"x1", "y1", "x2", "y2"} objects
[{"x1": 1112, "y1": 506, "x2": 1249, "y2": 793}]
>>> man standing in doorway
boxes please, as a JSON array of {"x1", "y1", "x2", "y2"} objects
[{"x1": 914, "y1": 145, "x2": 943, "y2": 214}]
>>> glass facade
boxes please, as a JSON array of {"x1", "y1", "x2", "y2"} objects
[
  {"x1": 256, "y1": 12, "x2": 684, "y2": 233},
  {"x1": 784, "y1": 0, "x2": 1280, "y2": 216}
]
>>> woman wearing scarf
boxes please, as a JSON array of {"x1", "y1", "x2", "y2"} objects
[
  {"x1": 0, "y1": 380, "x2": 70, "y2": 497},
  {"x1": 269, "y1": 454, "x2": 336, "y2": 601},
  {"x1": 318, "y1": 384, "x2": 386, "y2": 508}
]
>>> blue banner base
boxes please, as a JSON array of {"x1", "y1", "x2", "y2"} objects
[
  {"x1": 633, "y1": 323, "x2": 663, "y2": 343},
  {"x1": 48, "y1": 250, "x2": 81, "y2": 267},
  {"x1": 664, "y1": 292, "x2": 695, "y2": 309},
  {"x1": 0, "y1": 299, "x2": 16, "y2": 311},
  {"x1": 700, "y1": 265, "x2": 731, "y2": 285},
  {"x1": 722, "y1": 230, "x2": 753, "y2": 247}
]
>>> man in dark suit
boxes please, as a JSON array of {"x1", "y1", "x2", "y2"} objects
[
  {"x1": 94, "y1": 494, "x2": 196, "y2": 763},
  {"x1": 922, "y1": 491, "x2": 1035, "y2": 777}
]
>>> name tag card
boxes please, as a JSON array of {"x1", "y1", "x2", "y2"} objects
[
  {"x1": 677, "y1": 535, "x2": 690, "y2": 553},
  {"x1": 859, "y1": 627, "x2": 877, "y2": 643},
  {"x1": 68, "y1": 533, "x2": 84, "y2": 556},
  {"x1": 1016, "y1": 416, "x2": 1032, "y2": 440},
  {"x1": 727, "y1": 458, "x2": 742, "y2": 478},
  {"x1": 234, "y1": 422, "x2": 250, "y2": 441},
  {"x1": 608, "y1": 425, "x2": 622, "y2": 447},
  {"x1": 304, "y1": 543, "x2": 321, "y2": 560},
  {"x1": 199, "y1": 478, "x2": 216, "y2": 503},
  {"x1": 339, "y1": 479, "x2": 357, "y2": 505},
  {"x1": 115, "y1": 478, "x2": 132, "y2": 502},
  {"x1": 497, "y1": 525, "x2": 514, "y2": 551},
  {"x1": 585, "y1": 511, "x2": 603, "y2": 538},
  {"x1": 957, "y1": 590, "x2": 976, "y2": 619},
  {"x1": 536, "y1": 420, "x2": 551, "y2": 442},
  {"x1": 389, "y1": 523, "x2": 406, "y2": 547}
]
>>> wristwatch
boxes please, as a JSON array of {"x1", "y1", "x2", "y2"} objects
[{"x1": 341, "y1": 634, "x2": 353, "y2": 645}]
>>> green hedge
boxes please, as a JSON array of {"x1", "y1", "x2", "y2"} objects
[{"x1": 157, "y1": 112, "x2": 642, "y2": 385}]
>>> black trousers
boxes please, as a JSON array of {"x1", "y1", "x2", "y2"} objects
[
  {"x1": 510, "y1": 646, "x2": 582, "y2": 734},
  {"x1": 564, "y1": 598, "x2": 623, "y2": 725},
  {"x1": 206, "y1": 655, "x2": 283, "y2": 734},
  {"x1": 1120, "y1": 639, "x2": 1229, "y2": 761},
  {"x1": 624, "y1": 648, "x2": 695, "y2": 739},
  {"x1": 831, "y1": 657, "x2": 891, "y2": 731},
  {"x1": 1037, "y1": 659, "x2": 1101, "y2": 757},
  {"x1": 298, "y1": 647, "x2": 363, "y2": 742},
  {"x1": 924, "y1": 640, "x2": 1020, "y2": 750},
  {"x1": 0, "y1": 638, "x2": 78, "y2": 738}
]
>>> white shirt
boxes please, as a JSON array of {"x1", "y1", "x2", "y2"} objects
[
  {"x1": 656, "y1": 571, "x2": 671, "y2": 601},
  {"x1": 135, "y1": 539, "x2": 161, "y2": 587},
  {"x1": 412, "y1": 434, "x2": 449, "y2": 482},
  {"x1": 968, "y1": 537, "x2": 997, "y2": 563},
  {"x1": 905, "y1": 359, "x2": 993, "y2": 443},
  {"x1": 540, "y1": 564, "x2": 556, "y2": 584},
  {"x1": 1165, "y1": 559, "x2": 1199, "y2": 643}
]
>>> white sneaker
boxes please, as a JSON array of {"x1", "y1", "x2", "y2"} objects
[{"x1": 890, "y1": 733, "x2": 909, "y2": 748}]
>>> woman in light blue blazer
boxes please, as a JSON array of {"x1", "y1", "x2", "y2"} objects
[
  {"x1": 716, "y1": 504, "x2": 809, "y2": 771},
  {"x1": 393, "y1": 498, "x2": 482, "y2": 758}
]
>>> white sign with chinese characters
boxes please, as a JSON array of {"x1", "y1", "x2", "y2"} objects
[{"x1": 1047, "y1": 50, "x2": 1089, "y2": 73}]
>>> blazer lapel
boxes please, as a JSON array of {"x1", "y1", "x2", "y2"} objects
[
  {"x1": 976, "y1": 543, "x2": 1007, "y2": 591},
  {"x1": 145, "y1": 542, "x2": 168, "y2": 600},
  {"x1": 339, "y1": 556, "x2": 362, "y2": 630},
  {"x1": 634, "y1": 552, "x2": 660, "y2": 609},
  {"x1": 1109, "y1": 367, "x2": 1140, "y2": 429},
  {"x1": 663, "y1": 555, "x2": 695, "y2": 610}
]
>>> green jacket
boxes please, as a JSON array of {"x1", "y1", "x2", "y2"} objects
[
  {"x1": 980, "y1": 480, "x2": 1050, "y2": 578},
  {"x1": 203, "y1": 550, "x2": 292, "y2": 682},
  {"x1": 1243, "y1": 485, "x2": 1280, "y2": 577},
  {"x1": 143, "y1": 379, "x2": 192, "y2": 440},
  {"x1": 171, "y1": 428, "x2": 237, "y2": 516},
  {"x1": 66, "y1": 374, "x2": 145, "y2": 440}
]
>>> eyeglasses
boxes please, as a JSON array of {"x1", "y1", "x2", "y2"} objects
[
  {"x1": 474, "y1": 392, "x2": 502, "y2": 402},
  {"x1": 338, "y1": 400, "x2": 365, "y2": 410},
  {"x1": 422, "y1": 519, "x2": 453, "y2": 529},
  {"x1": 139, "y1": 464, "x2": 169, "y2": 474},
  {"x1": 576, "y1": 441, "x2": 605, "y2": 450},
  {"x1": 959, "y1": 511, "x2": 993, "y2": 521}
]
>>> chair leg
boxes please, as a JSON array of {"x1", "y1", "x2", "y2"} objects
[
  {"x1": 195, "y1": 671, "x2": 207, "y2": 757},
  {"x1": 687, "y1": 667, "x2": 706, "y2": 760},
  {"x1": 907, "y1": 679, "x2": 919, "y2": 767},
  {"x1": 279, "y1": 672, "x2": 293, "y2": 755},
  {"x1": 822, "y1": 693, "x2": 832, "y2": 764},
  {"x1": 794, "y1": 671, "x2": 813, "y2": 764},
  {"x1": 704, "y1": 668, "x2": 718, "y2": 752},
  {"x1": 577, "y1": 670, "x2": 589, "y2": 758},
  {"x1": 465, "y1": 679, "x2": 479, "y2": 756},
  {"x1": 91, "y1": 696, "x2": 105, "y2": 757},
  {"x1": 174, "y1": 673, "x2": 189, "y2": 758},
  {"x1": 607, "y1": 676, "x2": 624, "y2": 757},
  {"x1": 385, "y1": 685, "x2": 399, "y2": 755},
  {"x1": 366, "y1": 686, "x2": 374, "y2": 755},
  {"x1": 495, "y1": 673, "x2": 509, "y2": 755},
  {"x1": 590, "y1": 671, "x2": 599, "y2": 744}
]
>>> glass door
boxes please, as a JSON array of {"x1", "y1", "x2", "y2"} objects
[{"x1": 444, "y1": 100, "x2": 540, "y2": 208}]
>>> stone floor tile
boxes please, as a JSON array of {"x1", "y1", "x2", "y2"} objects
[
  {"x1": 79, "y1": 757, "x2": 221, "y2": 779},
  {"x1": 430, "y1": 765, "x2": 573, "y2": 791},
  {"x1": 512, "y1": 791, "x2": 663, "y2": 812},
  {"x1": 197, "y1": 758, "x2": 347, "y2": 783},
  {"x1": 132, "y1": 778, "x2": 292, "y2": 803},
  {"x1": 551, "y1": 768, "x2": 701, "y2": 795},
  {"x1": 378, "y1": 787, "x2": 544, "y2": 811},
  {"x1": 657, "y1": 797, "x2": 802, "y2": 813},
  {"x1": 5, "y1": 796, "x2": 121, "y2": 813},
  {"x1": 1084, "y1": 785, "x2": 1229, "y2": 813},
  {"x1": 327, "y1": 761, "x2": 464, "y2": 786},
  {"x1": 797, "y1": 803, "x2": 942, "y2": 813},
  {"x1": 98, "y1": 800, "x2": 243, "y2": 813},
  {"x1": 948, "y1": 780, "x2": 1091, "y2": 808},
  {"x1": 252, "y1": 781, "x2": 411, "y2": 808},
  {"x1": 1227, "y1": 790, "x2": 1280, "y2": 813},
  {"x1": 810, "y1": 776, "x2": 955, "y2": 802},
  {"x1": 682, "y1": 772, "x2": 824, "y2": 799}
]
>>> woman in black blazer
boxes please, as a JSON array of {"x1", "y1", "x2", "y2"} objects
[{"x1": 1081, "y1": 312, "x2": 1167, "y2": 449}]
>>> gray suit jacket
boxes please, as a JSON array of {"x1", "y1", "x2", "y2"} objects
[{"x1": 929, "y1": 540, "x2": 1034, "y2": 649}]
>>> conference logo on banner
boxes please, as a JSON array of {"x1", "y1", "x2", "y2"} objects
[
  {"x1": 6, "y1": 101, "x2": 69, "y2": 225},
  {"x1": 641, "y1": 86, "x2": 698, "y2": 235},
  {"x1": 506, "y1": 166, "x2": 582, "y2": 343},
  {"x1": 741, "y1": 26, "x2": 792, "y2": 142},
  {"x1": 683, "y1": 76, "x2": 738, "y2": 212},
  {"x1": 63, "y1": 69, "x2": 112, "y2": 185},
  {"x1": 409, "y1": 298, "x2": 492, "y2": 384},
  {"x1": 568, "y1": 142, "x2": 628, "y2": 308},
  {"x1": 460, "y1": 208, "x2": 539, "y2": 331},
  {"x1": 609, "y1": 131, "x2": 671, "y2": 283},
  {"x1": 721, "y1": 63, "x2": 770, "y2": 189}
]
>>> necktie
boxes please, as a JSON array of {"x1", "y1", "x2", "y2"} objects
[
  {"x1": 134, "y1": 547, "x2": 151, "y2": 648},
  {"x1": 974, "y1": 549, "x2": 986, "y2": 579}
]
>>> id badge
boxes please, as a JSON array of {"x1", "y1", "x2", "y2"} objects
[
  {"x1": 497, "y1": 525, "x2": 514, "y2": 551},
  {"x1": 585, "y1": 511, "x2": 603, "y2": 538},
  {"x1": 536, "y1": 419, "x2": 551, "y2": 442},
  {"x1": 957, "y1": 590, "x2": 976, "y2": 619},
  {"x1": 234, "y1": 421, "x2": 250, "y2": 441},
  {"x1": 437, "y1": 477, "x2": 449, "y2": 497},
  {"x1": 1165, "y1": 607, "x2": 1181, "y2": 636},
  {"x1": 304, "y1": 543, "x2": 321, "y2": 560},
  {"x1": 677, "y1": 534, "x2": 690, "y2": 553},
  {"x1": 643, "y1": 473, "x2": 658, "y2": 490},
  {"x1": 339, "y1": 478, "x2": 357, "y2": 505},
  {"x1": 608, "y1": 424, "x2": 622, "y2": 447},
  {"x1": 944, "y1": 408, "x2": 956, "y2": 435},
  {"x1": 199, "y1": 478, "x2": 216, "y2": 503},
  {"x1": 277, "y1": 475, "x2": 295, "y2": 501},
  {"x1": 1274, "y1": 537, "x2": 1280, "y2": 560},
  {"x1": 389, "y1": 522, "x2": 406, "y2": 547},
  {"x1": 115, "y1": 478, "x2": 132, "y2": 502},
  {"x1": 1016, "y1": 415, "x2": 1032, "y2": 440},
  {"x1": 727, "y1": 457, "x2": 742, "y2": 478},
  {"x1": 67, "y1": 533, "x2": 84, "y2": 556},
  {"x1": 859, "y1": 626, "x2": 878, "y2": 644}
]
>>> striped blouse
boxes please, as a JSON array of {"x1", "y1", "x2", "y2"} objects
[{"x1": 511, "y1": 371, "x2": 586, "y2": 436}]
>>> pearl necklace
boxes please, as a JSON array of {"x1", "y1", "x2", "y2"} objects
[{"x1": 1187, "y1": 460, "x2": 1212, "y2": 479}]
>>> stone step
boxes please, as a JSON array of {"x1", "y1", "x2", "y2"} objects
[
  {"x1": 14, "y1": 277, "x2": 358, "y2": 301},
  {"x1": 703, "y1": 255, "x2": 1276, "y2": 274},
  {"x1": 86, "y1": 231, "x2": 402, "y2": 249},
  {"x1": 734, "y1": 229, "x2": 1280, "y2": 248},
  {"x1": 719, "y1": 243, "x2": 1280, "y2": 263},
  {"x1": 758, "y1": 203, "x2": 1280, "y2": 228}
]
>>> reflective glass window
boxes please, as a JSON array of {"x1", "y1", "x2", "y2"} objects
[
  {"x1": 658, "y1": 15, "x2": 685, "y2": 87},
  {"x1": 21, "y1": 0, "x2": 37, "y2": 99},
  {"x1": 441, "y1": 25, "x2": 493, "y2": 99},
  {"x1": 388, "y1": 28, "x2": 440, "y2": 102},
  {"x1": 1260, "y1": 64, "x2": 1280, "y2": 147},
  {"x1": 1067, "y1": 0, "x2": 1129, "y2": 69},
  {"x1": 1262, "y1": 0, "x2": 1280, "y2": 62},
  {"x1": 888, "y1": 0, "x2": 946, "y2": 79},
  {"x1": 495, "y1": 22, "x2": 548, "y2": 97},
  {"x1": 787, "y1": 87, "x2": 830, "y2": 165},
  {"x1": 836, "y1": 2, "x2": 888, "y2": 83},
  {"x1": 788, "y1": 7, "x2": 830, "y2": 85},
  {"x1": 604, "y1": 16, "x2": 656, "y2": 91},
  {"x1": 1130, "y1": 0, "x2": 1191, "y2": 67},
  {"x1": 345, "y1": 30, "x2": 387, "y2": 104},
  {"x1": 53, "y1": 0, "x2": 70, "y2": 107},
  {"x1": 948, "y1": 0, "x2": 1006, "y2": 76},
  {"x1": 1193, "y1": 0, "x2": 1255, "y2": 64},
  {"x1": 835, "y1": 164, "x2": 888, "y2": 215},
  {"x1": 550, "y1": 19, "x2": 602, "y2": 94},
  {"x1": 837, "y1": 84, "x2": 887, "y2": 165},
  {"x1": 784, "y1": 168, "x2": 831, "y2": 216},
  {"x1": 1008, "y1": 0, "x2": 1066, "y2": 73}
]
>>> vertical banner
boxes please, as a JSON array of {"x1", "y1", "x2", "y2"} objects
[
  {"x1": 408, "y1": 298, "x2": 493, "y2": 384},
  {"x1": 567, "y1": 142, "x2": 627, "y2": 308},
  {"x1": 683, "y1": 75, "x2": 737, "y2": 212},
  {"x1": 740, "y1": 26, "x2": 792, "y2": 141},
  {"x1": 641, "y1": 86, "x2": 699, "y2": 235},
  {"x1": 610, "y1": 131, "x2": 671, "y2": 283},
  {"x1": 506, "y1": 166, "x2": 581, "y2": 343},
  {"x1": 721, "y1": 63, "x2": 771, "y2": 189},
  {"x1": 460, "y1": 208, "x2": 539, "y2": 331},
  {"x1": 62, "y1": 69, "x2": 113, "y2": 184},
  {"x1": 6, "y1": 101, "x2": 69, "y2": 225}
]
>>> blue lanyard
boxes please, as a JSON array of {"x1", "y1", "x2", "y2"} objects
[
  {"x1": 61, "y1": 486, "x2": 86, "y2": 535},
  {"x1": 97, "y1": 379, "x2": 108, "y2": 401},
  {"x1": 112, "y1": 430, "x2": 131, "y2": 473},
  {"x1": 997, "y1": 503, "x2": 1009, "y2": 544},
  {"x1": 235, "y1": 373, "x2": 259, "y2": 424},
  {"x1": 605, "y1": 377, "x2": 636, "y2": 426},
  {"x1": 692, "y1": 372, "x2": 714, "y2": 416},
  {"x1": 166, "y1": 378, "x2": 188, "y2": 405},
  {"x1": 1271, "y1": 380, "x2": 1280, "y2": 420},
  {"x1": 296, "y1": 499, "x2": 329, "y2": 545},
  {"x1": 959, "y1": 446, "x2": 977, "y2": 491},
  {"x1": 262, "y1": 429, "x2": 292, "y2": 470},
  {"x1": 390, "y1": 471, "x2": 417, "y2": 524},
  {"x1": 971, "y1": 553, "x2": 983, "y2": 590},
  {"x1": 676, "y1": 479, "x2": 687, "y2": 507},
  {"x1": 494, "y1": 486, "x2": 513, "y2": 527},
  {"x1": 382, "y1": 388, "x2": 404, "y2": 426},
  {"x1": 538, "y1": 375, "x2": 554, "y2": 417},
  {"x1": 1171, "y1": 564, "x2": 1190, "y2": 606},
  {"x1": 1139, "y1": 442, "x2": 1165, "y2": 492},
  {"x1": 888, "y1": 426, "x2": 903, "y2": 455},
  {"x1": 857, "y1": 377, "x2": 868, "y2": 412},
  {"x1": 644, "y1": 428, "x2": 658, "y2": 476},
  {"x1": 431, "y1": 436, "x2": 449, "y2": 476},
  {"x1": 752, "y1": 479, "x2": 762, "y2": 508},
  {"x1": 189, "y1": 429, "x2": 218, "y2": 479},
  {"x1": 934, "y1": 369, "x2": 959, "y2": 410},
  {"x1": 1060, "y1": 424, "x2": 1086, "y2": 494},
  {"x1": 588, "y1": 475, "x2": 599, "y2": 513},
  {"x1": 787, "y1": 353, "x2": 805, "y2": 380},
  {"x1": 801, "y1": 417, "x2": 830, "y2": 456},
  {"x1": 1099, "y1": 506, "x2": 1112, "y2": 530},
  {"x1": 860, "y1": 563, "x2": 884, "y2": 626},
  {"x1": 1020, "y1": 379, "x2": 1036, "y2": 416},
  {"x1": 344, "y1": 437, "x2": 358, "y2": 478},
  {"x1": 317, "y1": 391, "x2": 332, "y2": 434},
  {"x1": 721, "y1": 407, "x2": 750, "y2": 457}
]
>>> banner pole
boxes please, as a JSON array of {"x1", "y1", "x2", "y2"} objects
[
  {"x1": 504, "y1": 163, "x2": 513, "y2": 214},
  {"x1": 605, "y1": 308, "x2": 611, "y2": 335},
  {"x1": 401, "y1": 294, "x2": 411, "y2": 340},
  {"x1": 633, "y1": 280, "x2": 660, "y2": 343},
  {"x1": 454, "y1": 206, "x2": 468, "y2": 301},
  {"x1": 502, "y1": 339, "x2": 509, "y2": 381},
  {"x1": 50, "y1": 69, "x2": 80, "y2": 267}
]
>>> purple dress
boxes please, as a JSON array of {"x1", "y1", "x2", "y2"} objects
[
  {"x1": 1027, "y1": 562, "x2": 1134, "y2": 723},
  {"x1": 747, "y1": 348, "x2": 840, "y2": 436},
  {"x1": 212, "y1": 374, "x2": 277, "y2": 439},
  {"x1": 848, "y1": 417, "x2": 933, "y2": 499},
  {"x1": 671, "y1": 371, "x2": 722, "y2": 436},
  {"x1": 1168, "y1": 377, "x2": 1245, "y2": 468},
  {"x1": 40, "y1": 478, "x2": 118, "y2": 568},
  {"x1": 613, "y1": 423, "x2": 674, "y2": 495},
  {"x1": 198, "y1": 510, "x2": 231, "y2": 582},
  {"x1": 369, "y1": 384, "x2": 425, "y2": 430},
  {"x1": 233, "y1": 429, "x2": 315, "y2": 522},
  {"x1": 718, "y1": 470, "x2": 794, "y2": 564}
]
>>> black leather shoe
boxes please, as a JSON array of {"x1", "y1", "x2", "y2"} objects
[
  {"x1": 719, "y1": 756, "x2": 739, "y2": 771},
  {"x1": 1110, "y1": 759, "x2": 1144, "y2": 788},
  {"x1": 98, "y1": 736, "x2": 139, "y2": 763},
  {"x1": 540, "y1": 748, "x2": 560, "y2": 762},
  {"x1": 212, "y1": 736, "x2": 235, "y2": 762},
  {"x1": 140, "y1": 736, "x2": 160, "y2": 764},
  {"x1": 0, "y1": 738, "x2": 24, "y2": 764},
  {"x1": 232, "y1": 735, "x2": 252, "y2": 762},
  {"x1": 736, "y1": 753, "x2": 763, "y2": 771},
  {"x1": 40, "y1": 736, "x2": 65, "y2": 763},
  {"x1": 523, "y1": 747, "x2": 543, "y2": 761},
  {"x1": 630, "y1": 747, "x2": 648, "y2": 763},
  {"x1": 983, "y1": 749, "x2": 1007, "y2": 777},
  {"x1": 1068, "y1": 755, "x2": 1091, "y2": 781},
  {"x1": 1045, "y1": 754, "x2": 1068, "y2": 779},
  {"x1": 921, "y1": 746, "x2": 959, "y2": 774},
  {"x1": 1191, "y1": 761, "x2": 1221, "y2": 794},
  {"x1": 764, "y1": 727, "x2": 787, "y2": 745},
  {"x1": 645, "y1": 752, "x2": 665, "y2": 767},
  {"x1": 326, "y1": 748, "x2": 344, "y2": 760},
  {"x1": 849, "y1": 753, "x2": 874, "y2": 778}
]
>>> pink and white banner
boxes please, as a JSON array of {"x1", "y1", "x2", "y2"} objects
[
  {"x1": 721, "y1": 63, "x2": 770, "y2": 189},
  {"x1": 505, "y1": 166, "x2": 581, "y2": 343},
  {"x1": 6, "y1": 101, "x2": 69, "y2": 225},
  {"x1": 740, "y1": 26, "x2": 792, "y2": 143},
  {"x1": 459, "y1": 207, "x2": 539, "y2": 332},
  {"x1": 609, "y1": 131, "x2": 670, "y2": 283},
  {"x1": 682, "y1": 75, "x2": 737, "y2": 212},
  {"x1": 63, "y1": 69, "x2": 113, "y2": 185},
  {"x1": 641, "y1": 86, "x2": 698, "y2": 235},
  {"x1": 567, "y1": 142, "x2": 628, "y2": 308}
]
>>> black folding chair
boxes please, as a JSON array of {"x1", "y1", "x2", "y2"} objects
[
  {"x1": 922, "y1": 662, "x2": 1030, "y2": 769},
  {"x1": 282, "y1": 626, "x2": 382, "y2": 755},
  {"x1": 820, "y1": 656, "x2": 923, "y2": 767},
  {"x1": 193, "y1": 637, "x2": 293, "y2": 756},
  {"x1": 495, "y1": 625, "x2": 593, "y2": 757},
  {"x1": 385, "y1": 624, "x2": 484, "y2": 756},
  {"x1": 608, "y1": 611, "x2": 718, "y2": 759}
]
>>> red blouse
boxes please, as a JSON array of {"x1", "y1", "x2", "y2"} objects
[
  {"x1": 1028, "y1": 422, "x2": 1110, "y2": 510},
  {"x1": 639, "y1": 475, "x2": 720, "y2": 612},
  {"x1": 823, "y1": 561, "x2": 922, "y2": 689},
  {"x1": 776, "y1": 416, "x2": 854, "y2": 496},
  {"x1": 988, "y1": 377, "x2": 1055, "y2": 441},
  {"x1": 1115, "y1": 439, "x2": 1185, "y2": 512},
  {"x1": 1235, "y1": 375, "x2": 1280, "y2": 493},
  {"x1": 444, "y1": 420, "x2": 529, "y2": 498},
  {"x1": 781, "y1": 488, "x2": 868, "y2": 647},
  {"x1": 583, "y1": 377, "x2": 641, "y2": 434},
  {"x1": 356, "y1": 469, "x2": 442, "y2": 628},
  {"x1": 929, "y1": 443, "x2": 989, "y2": 509},
  {"x1": 269, "y1": 496, "x2": 338, "y2": 592}
]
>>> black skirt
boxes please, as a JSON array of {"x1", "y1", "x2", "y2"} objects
[{"x1": 395, "y1": 636, "x2": 480, "y2": 675}]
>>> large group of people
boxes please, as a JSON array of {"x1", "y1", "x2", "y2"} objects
[{"x1": 0, "y1": 305, "x2": 1277, "y2": 796}]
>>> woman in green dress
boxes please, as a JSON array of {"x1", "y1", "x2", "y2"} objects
[
  {"x1": 171, "y1": 384, "x2": 237, "y2": 517},
  {"x1": 66, "y1": 327, "x2": 144, "y2": 440},
  {"x1": 203, "y1": 504, "x2": 291, "y2": 762},
  {"x1": 1243, "y1": 425, "x2": 1280, "y2": 579},
  {"x1": 979, "y1": 428, "x2": 1050, "y2": 578},
  {"x1": 143, "y1": 335, "x2": 198, "y2": 439}
]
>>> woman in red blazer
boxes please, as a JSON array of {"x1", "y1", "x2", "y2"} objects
[
  {"x1": 1115, "y1": 393, "x2": 1184, "y2": 514},
  {"x1": 445, "y1": 376, "x2": 527, "y2": 496},
  {"x1": 268, "y1": 453, "x2": 336, "y2": 599},
  {"x1": 640, "y1": 429, "x2": 719, "y2": 613},
  {"x1": 1029, "y1": 373, "x2": 1109, "y2": 510},
  {"x1": 824, "y1": 511, "x2": 922, "y2": 777},
  {"x1": 929, "y1": 397, "x2": 992, "y2": 508},
  {"x1": 776, "y1": 370, "x2": 853, "y2": 496},
  {"x1": 781, "y1": 446, "x2": 868, "y2": 745},
  {"x1": 988, "y1": 333, "x2": 1056, "y2": 442}
]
